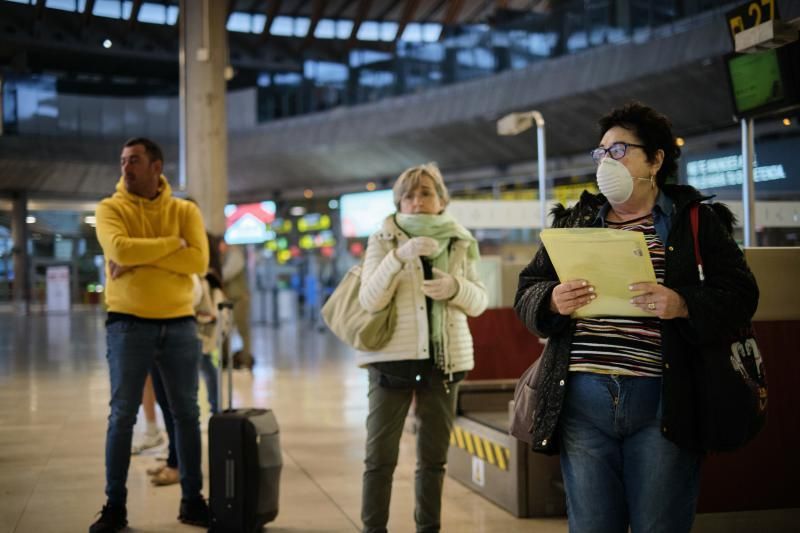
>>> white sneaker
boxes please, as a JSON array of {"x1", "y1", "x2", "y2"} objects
[{"x1": 131, "y1": 432, "x2": 165, "y2": 455}]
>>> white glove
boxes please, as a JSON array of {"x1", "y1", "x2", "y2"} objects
[
  {"x1": 395, "y1": 236, "x2": 439, "y2": 262},
  {"x1": 422, "y1": 268, "x2": 458, "y2": 301}
]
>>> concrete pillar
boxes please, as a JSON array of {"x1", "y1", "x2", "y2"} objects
[
  {"x1": 179, "y1": 0, "x2": 229, "y2": 236},
  {"x1": 11, "y1": 192, "x2": 29, "y2": 313}
]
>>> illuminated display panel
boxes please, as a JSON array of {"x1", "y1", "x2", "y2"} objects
[
  {"x1": 224, "y1": 202, "x2": 276, "y2": 244},
  {"x1": 340, "y1": 189, "x2": 395, "y2": 238}
]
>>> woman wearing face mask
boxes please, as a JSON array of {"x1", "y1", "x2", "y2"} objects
[
  {"x1": 514, "y1": 102, "x2": 758, "y2": 533},
  {"x1": 358, "y1": 163, "x2": 488, "y2": 533}
]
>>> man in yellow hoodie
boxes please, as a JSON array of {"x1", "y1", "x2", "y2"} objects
[{"x1": 90, "y1": 138, "x2": 210, "y2": 533}]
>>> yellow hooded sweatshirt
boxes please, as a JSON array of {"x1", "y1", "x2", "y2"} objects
[{"x1": 95, "y1": 176, "x2": 209, "y2": 319}]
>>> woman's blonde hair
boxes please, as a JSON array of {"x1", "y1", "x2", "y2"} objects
[{"x1": 392, "y1": 163, "x2": 450, "y2": 211}]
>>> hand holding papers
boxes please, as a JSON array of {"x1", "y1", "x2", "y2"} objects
[{"x1": 540, "y1": 228, "x2": 657, "y2": 318}]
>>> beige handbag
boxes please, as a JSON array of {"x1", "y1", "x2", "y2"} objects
[{"x1": 321, "y1": 263, "x2": 397, "y2": 352}]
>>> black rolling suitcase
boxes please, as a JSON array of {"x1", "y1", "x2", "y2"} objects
[{"x1": 209, "y1": 302, "x2": 282, "y2": 533}]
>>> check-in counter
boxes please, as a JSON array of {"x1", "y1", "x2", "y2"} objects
[
  {"x1": 446, "y1": 380, "x2": 566, "y2": 518},
  {"x1": 463, "y1": 248, "x2": 800, "y2": 519}
]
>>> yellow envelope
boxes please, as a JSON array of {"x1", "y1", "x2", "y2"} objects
[{"x1": 540, "y1": 228, "x2": 657, "y2": 318}]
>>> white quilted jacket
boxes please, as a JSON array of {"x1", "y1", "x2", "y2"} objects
[{"x1": 357, "y1": 215, "x2": 488, "y2": 373}]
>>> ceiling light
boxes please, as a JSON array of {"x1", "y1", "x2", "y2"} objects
[
  {"x1": 366, "y1": 182, "x2": 376, "y2": 191},
  {"x1": 103, "y1": 39, "x2": 112, "y2": 49},
  {"x1": 26, "y1": 216, "x2": 36, "y2": 224},
  {"x1": 783, "y1": 118, "x2": 791, "y2": 126},
  {"x1": 303, "y1": 188, "x2": 314, "y2": 199},
  {"x1": 676, "y1": 137, "x2": 685, "y2": 147}
]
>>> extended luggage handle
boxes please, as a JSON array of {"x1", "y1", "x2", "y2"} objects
[{"x1": 217, "y1": 301, "x2": 235, "y2": 411}]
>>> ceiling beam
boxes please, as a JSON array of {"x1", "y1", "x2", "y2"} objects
[
  {"x1": 464, "y1": 0, "x2": 495, "y2": 23},
  {"x1": 347, "y1": 0, "x2": 373, "y2": 47},
  {"x1": 290, "y1": 0, "x2": 311, "y2": 17},
  {"x1": 376, "y1": 0, "x2": 402, "y2": 20},
  {"x1": 128, "y1": 0, "x2": 144, "y2": 32},
  {"x1": 227, "y1": 0, "x2": 238, "y2": 23},
  {"x1": 34, "y1": 0, "x2": 46, "y2": 19},
  {"x1": 83, "y1": 0, "x2": 96, "y2": 26},
  {"x1": 394, "y1": 0, "x2": 421, "y2": 42},
  {"x1": 300, "y1": 0, "x2": 327, "y2": 53},
  {"x1": 441, "y1": 0, "x2": 466, "y2": 26},
  {"x1": 420, "y1": 0, "x2": 447, "y2": 23},
  {"x1": 260, "y1": 0, "x2": 284, "y2": 42},
  {"x1": 332, "y1": 0, "x2": 358, "y2": 19}
]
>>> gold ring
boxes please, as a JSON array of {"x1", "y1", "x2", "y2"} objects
[{"x1": 648, "y1": 302, "x2": 656, "y2": 310}]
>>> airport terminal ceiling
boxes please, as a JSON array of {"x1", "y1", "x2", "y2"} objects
[{"x1": 1, "y1": 0, "x2": 799, "y2": 201}]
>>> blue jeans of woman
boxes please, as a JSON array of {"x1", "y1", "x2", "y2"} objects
[
  {"x1": 104, "y1": 318, "x2": 202, "y2": 506},
  {"x1": 559, "y1": 372, "x2": 701, "y2": 533}
]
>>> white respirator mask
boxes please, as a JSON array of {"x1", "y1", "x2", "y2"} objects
[{"x1": 596, "y1": 158, "x2": 653, "y2": 204}]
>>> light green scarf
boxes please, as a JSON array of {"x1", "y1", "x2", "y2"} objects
[{"x1": 395, "y1": 212, "x2": 479, "y2": 371}]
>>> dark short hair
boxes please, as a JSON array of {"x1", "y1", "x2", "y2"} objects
[
  {"x1": 123, "y1": 137, "x2": 164, "y2": 164},
  {"x1": 598, "y1": 102, "x2": 680, "y2": 186}
]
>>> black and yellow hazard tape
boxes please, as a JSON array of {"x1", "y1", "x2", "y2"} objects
[{"x1": 450, "y1": 425, "x2": 511, "y2": 471}]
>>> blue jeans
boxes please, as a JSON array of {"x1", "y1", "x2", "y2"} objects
[
  {"x1": 559, "y1": 372, "x2": 700, "y2": 533},
  {"x1": 150, "y1": 366, "x2": 177, "y2": 469},
  {"x1": 104, "y1": 318, "x2": 203, "y2": 506}
]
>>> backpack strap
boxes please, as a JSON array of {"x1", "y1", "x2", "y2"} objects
[{"x1": 689, "y1": 204, "x2": 705, "y2": 283}]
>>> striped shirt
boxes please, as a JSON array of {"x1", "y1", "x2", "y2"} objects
[{"x1": 569, "y1": 214, "x2": 665, "y2": 377}]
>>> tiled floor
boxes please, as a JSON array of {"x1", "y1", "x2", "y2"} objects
[
  {"x1": 0, "y1": 309, "x2": 797, "y2": 533},
  {"x1": 0, "y1": 309, "x2": 566, "y2": 533}
]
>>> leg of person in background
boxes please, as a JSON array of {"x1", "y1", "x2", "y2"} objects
[
  {"x1": 149, "y1": 367, "x2": 179, "y2": 486},
  {"x1": 131, "y1": 375, "x2": 165, "y2": 455},
  {"x1": 232, "y1": 294, "x2": 254, "y2": 371},
  {"x1": 198, "y1": 353, "x2": 219, "y2": 415}
]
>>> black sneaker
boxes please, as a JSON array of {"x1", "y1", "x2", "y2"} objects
[
  {"x1": 178, "y1": 497, "x2": 209, "y2": 527},
  {"x1": 89, "y1": 503, "x2": 127, "y2": 533}
]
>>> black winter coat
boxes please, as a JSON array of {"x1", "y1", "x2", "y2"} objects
[{"x1": 514, "y1": 184, "x2": 759, "y2": 454}]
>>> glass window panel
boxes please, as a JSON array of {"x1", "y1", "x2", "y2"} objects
[
  {"x1": 271, "y1": 16, "x2": 294, "y2": 36},
  {"x1": 380, "y1": 21, "x2": 398, "y2": 41},
  {"x1": 357, "y1": 21, "x2": 380, "y2": 41},
  {"x1": 336, "y1": 19, "x2": 354, "y2": 39},
  {"x1": 401, "y1": 23, "x2": 423, "y2": 42},
  {"x1": 227, "y1": 12, "x2": 252, "y2": 33},
  {"x1": 252, "y1": 14, "x2": 266, "y2": 33},
  {"x1": 138, "y1": 2, "x2": 166, "y2": 24},
  {"x1": 423, "y1": 23, "x2": 442, "y2": 42},
  {"x1": 315, "y1": 19, "x2": 336, "y2": 39},
  {"x1": 293, "y1": 17, "x2": 310, "y2": 37},
  {"x1": 166, "y1": 5, "x2": 178, "y2": 24},
  {"x1": 45, "y1": 0, "x2": 78, "y2": 12},
  {"x1": 93, "y1": 0, "x2": 123, "y2": 19},
  {"x1": 274, "y1": 72, "x2": 302, "y2": 85}
]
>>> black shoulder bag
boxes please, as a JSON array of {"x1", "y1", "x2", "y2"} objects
[{"x1": 689, "y1": 204, "x2": 768, "y2": 452}]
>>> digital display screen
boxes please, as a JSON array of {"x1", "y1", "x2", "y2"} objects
[
  {"x1": 339, "y1": 189, "x2": 395, "y2": 238},
  {"x1": 224, "y1": 202, "x2": 276, "y2": 245},
  {"x1": 727, "y1": 49, "x2": 784, "y2": 114}
]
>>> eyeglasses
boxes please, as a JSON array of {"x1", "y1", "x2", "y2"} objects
[{"x1": 590, "y1": 142, "x2": 646, "y2": 164}]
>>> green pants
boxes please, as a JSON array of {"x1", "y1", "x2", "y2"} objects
[{"x1": 361, "y1": 367, "x2": 458, "y2": 533}]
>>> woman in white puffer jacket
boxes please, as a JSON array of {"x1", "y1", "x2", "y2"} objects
[{"x1": 358, "y1": 163, "x2": 488, "y2": 533}]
